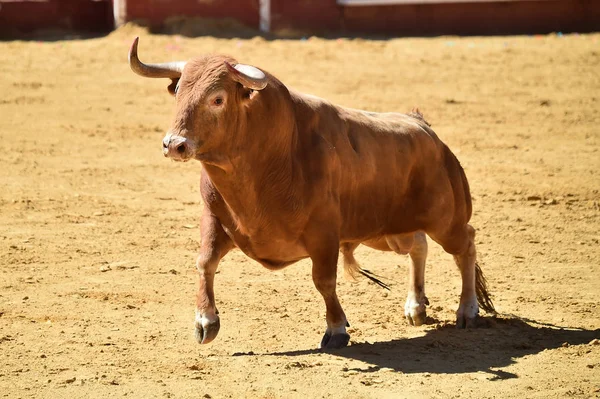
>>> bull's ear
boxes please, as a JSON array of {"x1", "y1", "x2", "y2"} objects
[
  {"x1": 167, "y1": 78, "x2": 180, "y2": 97},
  {"x1": 240, "y1": 87, "x2": 259, "y2": 103}
]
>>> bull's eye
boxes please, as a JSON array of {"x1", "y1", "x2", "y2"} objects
[{"x1": 213, "y1": 97, "x2": 224, "y2": 106}]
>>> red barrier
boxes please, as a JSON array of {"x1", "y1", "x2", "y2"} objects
[
  {"x1": 270, "y1": 0, "x2": 341, "y2": 33},
  {"x1": 125, "y1": 0, "x2": 258, "y2": 29},
  {"x1": 270, "y1": 0, "x2": 600, "y2": 36},
  {"x1": 339, "y1": 0, "x2": 600, "y2": 35},
  {"x1": 0, "y1": 0, "x2": 113, "y2": 35},
  {"x1": 1, "y1": 0, "x2": 597, "y2": 37}
]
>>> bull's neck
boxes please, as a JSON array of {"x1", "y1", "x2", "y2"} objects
[
  {"x1": 200, "y1": 131, "x2": 298, "y2": 224},
  {"x1": 203, "y1": 143, "x2": 293, "y2": 187}
]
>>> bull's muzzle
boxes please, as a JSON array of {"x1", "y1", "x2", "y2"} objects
[{"x1": 162, "y1": 134, "x2": 194, "y2": 161}]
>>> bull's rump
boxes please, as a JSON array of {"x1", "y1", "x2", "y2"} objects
[{"x1": 334, "y1": 111, "x2": 472, "y2": 241}]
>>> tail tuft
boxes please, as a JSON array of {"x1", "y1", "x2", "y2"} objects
[
  {"x1": 358, "y1": 269, "x2": 391, "y2": 291},
  {"x1": 475, "y1": 261, "x2": 496, "y2": 313},
  {"x1": 342, "y1": 249, "x2": 391, "y2": 290}
]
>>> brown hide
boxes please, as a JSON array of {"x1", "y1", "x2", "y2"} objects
[
  {"x1": 129, "y1": 42, "x2": 492, "y2": 348},
  {"x1": 290, "y1": 94, "x2": 473, "y2": 248},
  {"x1": 191, "y1": 75, "x2": 473, "y2": 263}
]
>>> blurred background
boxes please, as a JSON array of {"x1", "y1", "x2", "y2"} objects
[
  {"x1": 1, "y1": 0, "x2": 599, "y2": 38},
  {"x1": 1, "y1": 1, "x2": 598, "y2": 398}
]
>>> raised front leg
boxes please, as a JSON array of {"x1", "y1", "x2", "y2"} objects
[
  {"x1": 404, "y1": 231, "x2": 429, "y2": 326},
  {"x1": 305, "y1": 231, "x2": 349, "y2": 349},
  {"x1": 195, "y1": 211, "x2": 234, "y2": 344}
]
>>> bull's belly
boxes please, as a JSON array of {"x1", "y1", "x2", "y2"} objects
[
  {"x1": 219, "y1": 205, "x2": 424, "y2": 268},
  {"x1": 223, "y1": 225, "x2": 309, "y2": 270},
  {"x1": 339, "y1": 218, "x2": 421, "y2": 243},
  {"x1": 337, "y1": 193, "x2": 427, "y2": 242},
  {"x1": 240, "y1": 243, "x2": 309, "y2": 270}
]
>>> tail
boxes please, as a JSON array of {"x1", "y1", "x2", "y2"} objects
[
  {"x1": 343, "y1": 249, "x2": 391, "y2": 291},
  {"x1": 358, "y1": 269, "x2": 391, "y2": 291},
  {"x1": 475, "y1": 261, "x2": 496, "y2": 313}
]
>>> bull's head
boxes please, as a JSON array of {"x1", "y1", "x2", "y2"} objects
[{"x1": 129, "y1": 37, "x2": 268, "y2": 163}]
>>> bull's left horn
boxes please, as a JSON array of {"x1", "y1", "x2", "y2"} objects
[
  {"x1": 225, "y1": 61, "x2": 268, "y2": 91},
  {"x1": 129, "y1": 37, "x2": 186, "y2": 79}
]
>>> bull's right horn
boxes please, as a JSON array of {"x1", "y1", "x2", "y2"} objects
[{"x1": 129, "y1": 37, "x2": 186, "y2": 79}]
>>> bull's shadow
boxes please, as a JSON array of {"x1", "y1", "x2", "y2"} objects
[{"x1": 234, "y1": 315, "x2": 599, "y2": 377}]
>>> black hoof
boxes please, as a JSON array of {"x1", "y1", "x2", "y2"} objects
[
  {"x1": 455, "y1": 315, "x2": 477, "y2": 329},
  {"x1": 320, "y1": 332, "x2": 350, "y2": 350},
  {"x1": 194, "y1": 317, "x2": 220, "y2": 344},
  {"x1": 406, "y1": 310, "x2": 427, "y2": 326}
]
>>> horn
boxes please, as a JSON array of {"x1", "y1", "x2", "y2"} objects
[
  {"x1": 224, "y1": 61, "x2": 268, "y2": 91},
  {"x1": 129, "y1": 37, "x2": 186, "y2": 79}
]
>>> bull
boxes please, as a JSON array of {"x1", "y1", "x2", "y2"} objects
[{"x1": 129, "y1": 37, "x2": 494, "y2": 349}]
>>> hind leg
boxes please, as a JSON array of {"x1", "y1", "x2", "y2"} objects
[
  {"x1": 430, "y1": 224, "x2": 479, "y2": 328},
  {"x1": 453, "y1": 225, "x2": 479, "y2": 328},
  {"x1": 404, "y1": 232, "x2": 429, "y2": 326},
  {"x1": 384, "y1": 232, "x2": 429, "y2": 326}
]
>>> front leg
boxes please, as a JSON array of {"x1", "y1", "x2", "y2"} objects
[
  {"x1": 195, "y1": 211, "x2": 234, "y2": 344},
  {"x1": 305, "y1": 230, "x2": 350, "y2": 350}
]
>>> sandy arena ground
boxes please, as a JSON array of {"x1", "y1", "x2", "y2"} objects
[{"x1": 1, "y1": 25, "x2": 599, "y2": 398}]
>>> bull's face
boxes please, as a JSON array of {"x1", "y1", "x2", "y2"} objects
[
  {"x1": 128, "y1": 37, "x2": 268, "y2": 162},
  {"x1": 162, "y1": 57, "x2": 235, "y2": 162}
]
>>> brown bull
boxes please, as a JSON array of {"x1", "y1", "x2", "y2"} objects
[{"x1": 129, "y1": 37, "x2": 494, "y2": 349}]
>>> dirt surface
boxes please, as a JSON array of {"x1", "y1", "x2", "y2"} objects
[{"x1": 1, "y1": 26, "x2": 599, "y2": 398}]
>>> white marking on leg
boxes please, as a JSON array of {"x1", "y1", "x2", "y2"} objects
[
  {"x1": 195, "y1": 308, "x2": 218, "y2": 330},
  {"x1": 329, "y1": 323, "x2": 347, "y2": 336},
  {"x1": 457, "y1": 295, "x2": 479, "y2": 320}
]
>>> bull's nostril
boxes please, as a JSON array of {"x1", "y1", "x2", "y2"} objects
[{"x1": 175, "y1": 143, "x2": 186, "y2": 154}]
